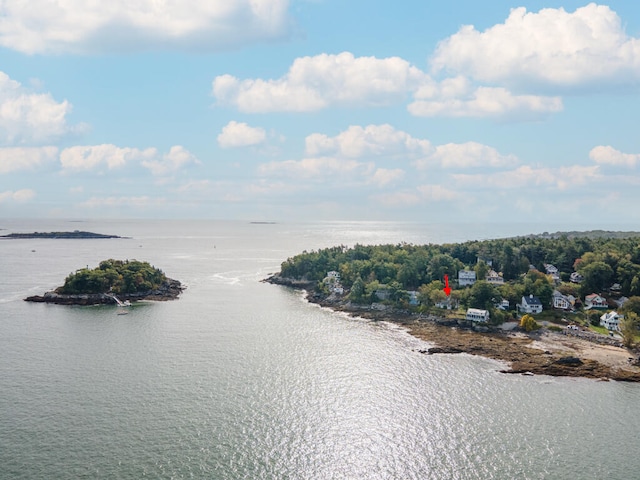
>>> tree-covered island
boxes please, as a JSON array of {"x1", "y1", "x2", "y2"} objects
[
  {"x1": 268, "y1": 232, "x2": 640, "y2": 381},
  {"x1": 25, "y1": 259, "x2": 183, "y2": 305},
  {"x1": 1, "y1": 230, "x2": 125, "y2": 239}
]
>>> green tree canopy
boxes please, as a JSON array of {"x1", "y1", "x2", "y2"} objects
[{"x1": 58, "y1": 259, "x2": 167, "y2": 295}]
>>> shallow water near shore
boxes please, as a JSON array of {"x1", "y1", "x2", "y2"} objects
[{"x1": 1, "y1": 219, "x2": 640, "y2": 479}]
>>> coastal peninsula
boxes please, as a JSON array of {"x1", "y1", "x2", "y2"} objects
[
  {"x1": 25, "y1": 259, "x2": 183, "y2": 305},
  {"x1": 1, "y1": 230, "x2": 125, "y2": 239},
  {"x1": 267, "y1": 232, "x2": 640, "y2": 381}
]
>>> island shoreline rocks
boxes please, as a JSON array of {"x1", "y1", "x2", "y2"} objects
[
  {"x1": 265, "y1": 274, "x2": 640, "y2": 382},
  {"x1": 24, "y1": 279, "x2": 184, "y2": 305}
]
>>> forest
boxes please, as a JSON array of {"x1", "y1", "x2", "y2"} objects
[
  {"x1": 57, "y1": 259, "x2": 167, "y2": 295},
  {"x1": 278, "y1": 232, "x2": 640, "y2": 321}
]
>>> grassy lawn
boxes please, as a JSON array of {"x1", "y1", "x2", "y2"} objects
[{"x1": 589, "y1": 325, "x2": 612, "y2": 336}]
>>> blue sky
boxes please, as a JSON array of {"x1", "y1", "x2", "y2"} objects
[{"x1": 1, "y1": 1, "x2": 639, "y2": 224}]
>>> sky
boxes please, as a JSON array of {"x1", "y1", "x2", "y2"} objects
[{"x1": 0, "y1": 0, "x2": 639, "y2": 224}]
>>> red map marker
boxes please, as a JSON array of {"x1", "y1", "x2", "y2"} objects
[{"x1": 443, "y1": 274, "x2": 451, "y2": 296}]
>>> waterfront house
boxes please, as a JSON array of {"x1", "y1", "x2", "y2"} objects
[
  {"x1": 552, "y1": 290, "x2": 574, "y2": 311},
  {"x1": 466, "y1": 308, "x2": 490, "y2": 323},
  {"x1": 520, "y1": 294, "x2": 543, "y2": 314},
  {"x1": 584, "y1": 293, "x2": 608, "y2": 309},
  {"x1": 458, "y1": 270, "x2": 476, "y2": 286},
  {"x1": 600, "y1": 311, "x2": 623, "y2": 331},
  {"x1": 324, "y1": 271, "x2": 344, "y2": 294}
]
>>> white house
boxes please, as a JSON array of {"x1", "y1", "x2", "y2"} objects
[
  {"x1": 584, "y1": 293, "x2": 608, "y2": 309},
  {"x1": 485, "y1": 270, "x2": 504, "y2": 285},
  {"x1": 466, "y1": 308, "x2": 490, "y2": 323},
  {"x1": 544, "y1": 264, "x2": 559, "y2": 275},
  {"x1": 552, "y1": 290, "x2": 574, "y2": 310},
  {"x1": 324, "y1": 271, "x2": 344, "y2": 294},
  {"x1": 496, "y1": 298, "x2": 510, "y2": 310},
  {"x1": 436, "y1": 297, "x2": 459, "y2": 310},
  {"x1": 600, "y1": 311, "x2": 623, "y2": 331},
  {"x1": 458, "y1": 270, "x2": 476, "y2": 286},
  {"x1": 326, "y1": 271, "x2": 340, "y2": 281},
  {"x1": 520, "y1": 294, "x2": 543, "y2": 314}
]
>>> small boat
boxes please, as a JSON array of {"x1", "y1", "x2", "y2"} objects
[{"x1": 116, "y1": 309, "x2": 129, "y2": 316}]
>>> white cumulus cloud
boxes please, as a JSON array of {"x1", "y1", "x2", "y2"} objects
[
  {"x1": 0, "y1": 188, "x2": 35, "y2": 203},
  {"x1": 0, "y1": 146, "x2": 58, "y2": 174},
  {"x1": 411, "y1": 141, "x2": 518, "y2": 170},
  {"x1": 213, "y1": 52, "x2": 427, "y2": 112},
  {"x1": 409, "y1": 83, "x2": 562, "y2": 119},
  {"x1": 369, "y1": 168, "x2": 405, "y2": 187},
  {"x1": 589, "y1": 145, "x2": 640, "y2": 168},
  {"x1": 218, "y1": 121, "x2": 267, "y2": 148},
  {"x1": 305, "y1": 124, "x2": 432, "y2": 158},
  {"x1": 60, "y1": 144, "x2": 199, "y2": 176},
  {"x1": 0, "y1": 72, "x2": 83, "y2": 145},
  {"x1": 423, "y1": 142, "x2": 519, "y2": 169},
  {"x1": 431, "y1": 4, "x2": 640, "y2": 88},
  {"x1": 142, "y1": 145, "x2": 200, "y2": 176},
  {"x1": 60, "y1": 144, "x2": 157, "y2": 171},
  {"x1": 0, "y1": 0, "x2": 291, "y2": 54}
]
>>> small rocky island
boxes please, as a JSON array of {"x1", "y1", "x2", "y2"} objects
[
  {"x1": 1, "y1": 230, "x2": 125, "y2": 239},
  {"x1": 25, "y1": 259, "x2": 183, "y2": 305}
]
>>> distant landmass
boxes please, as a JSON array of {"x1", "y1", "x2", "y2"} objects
[
  {"x1": 525, "y1": 230, "x2": 640, "y2": 239},
  {"x1": 0, "y1": 230, "x2": 125, "y2": 239}
]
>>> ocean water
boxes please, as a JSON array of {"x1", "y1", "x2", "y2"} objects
[{"x1": 1, "y1": 219, "x2": 639, "y2": 480}]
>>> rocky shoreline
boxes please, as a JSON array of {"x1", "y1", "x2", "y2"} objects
[
  {"x1": 266, "y1": 274, "x2": 640, "y2": 382},
  {"x1": 24, "y1": 279, "x2": 184, "y2": 305}
]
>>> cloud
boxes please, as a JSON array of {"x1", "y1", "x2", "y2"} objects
[
  {"x1": 218, "y1": 121, "x2": 267, "y2": 148},
  {"x1": 0, "y1": 146, "x2": 58, "y2": 173},
  {"x1": 589, "y1": 145, "x2": 640, "y2": 168},
  {"x1": 409, "y1": 84, "x2": 562, "y2": 119},
  {"x1": 212, "y1": 52, "x2": 426, "y2": 112},
  {"x1": 60, "y1": 144, "x2": 157, "y2": 171},
  {"x1": 258, "y1": 156, "x2": 373, "y2": 180},
  {"x1": 0, "y1": 188, "x2": 35, "y2": 203},
  {"x1": 305, "y1": 124, "x2": 431, "y2": 158},
  {"x1": 373, "y1": 184, "x2": 459, "y2": 207},
  {"x1": 59, "y1": 144, "x2": 198, "y2": 175},
  {"x1": 80, "y1": 196, "x2": 164, "y2": 208},
  {"x1": 452, "y1": 164, "x2": 601, "y2": 190},
  {"x1": 369, "y1": 168, "x2": 405, "y2": 187},
  {"x1": 416, "y1": 142, "x2": 519, "y2": 169},
  {"x1": 0, "y1": 72, "x2": 84, "y2": 145},
  {"x1": 0, "y1": 0, "x2": 291, "y2": 54},
  {"x1": 141, "y1": 145, "x2": 200, "y2": 176},
  {"x1": 431, "y1": 4, "x2": 640, "y2": 88}
]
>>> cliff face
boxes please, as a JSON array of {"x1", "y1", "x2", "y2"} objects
[{"x1": 24, "y1": 279, "x2": 184, "y2": 305}]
